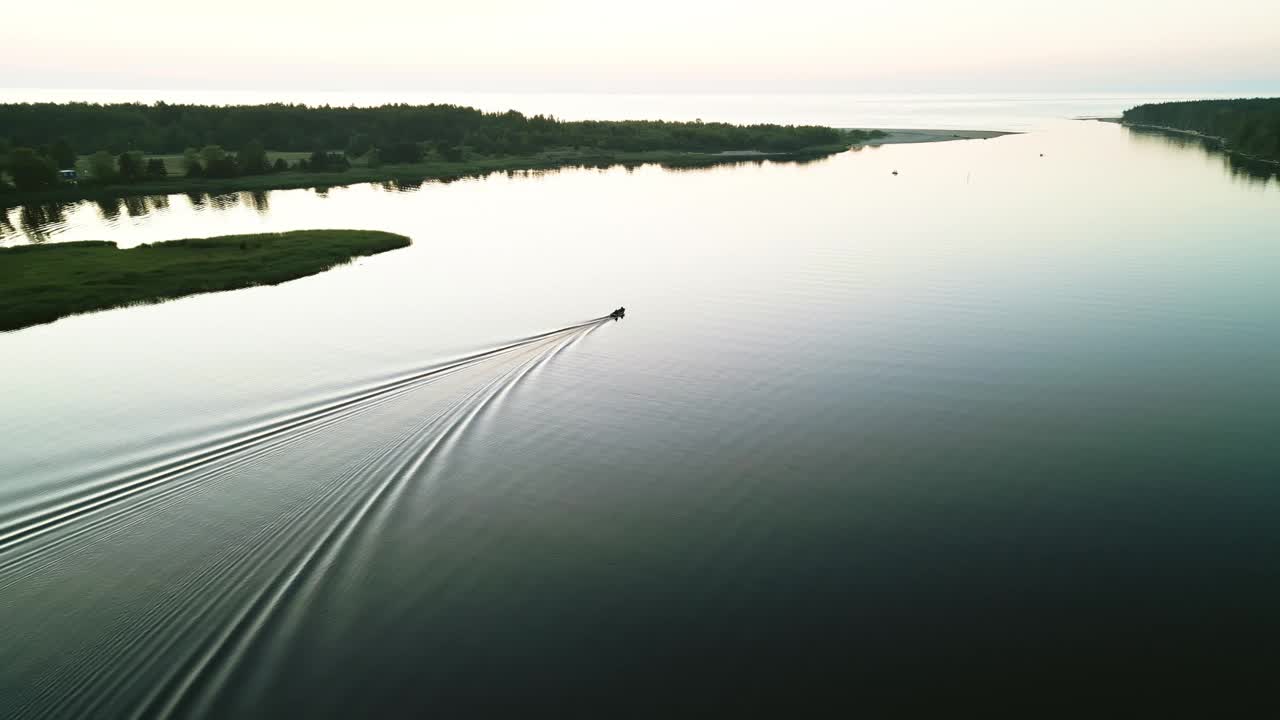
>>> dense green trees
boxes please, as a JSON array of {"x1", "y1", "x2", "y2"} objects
[
  {"x1": 199, "y1": 145, "x2": 240, "y2": 178},
  {"x1": 200, "y1": 145, "x2": 228, "y2": 168},
  {"x1": 345, "y1": 133, "x2": 373, "y2": 158},
  {"x1": 0, "y1": 102, "x2": 844, "y2": 158},
  {"x1": 183, "y1": 148, "x2": 203, "y2": 177},
  {"x1": 49, "y1": 139, "x2": 77, "y2": 169},
  {"x1": 238, "y1": 140, "x2": 269, "y2": 174},
  {"x1": 379, "y1": 141, "x2": 425, "y2": 164},
  {"x1": 1123, "y1": 98, "x2": 1280, "y2": 162},
  {"x1": 846, "y1": 129, "x2": 888, "y2": 143},
  {"x1": 0, "y1": 102, "x2": 850, "y2": 197},
  {"x1": 8, "y1": 148, "x2": 59, "y2": 191},
  {"x1": 434, "y1": 142, "x2": 464, "y2": 162},
  {"x1": 88, "y1": 151, "x2": 118, "y2": 182},
  {"x1": 302, "y1": 151, "x2": 350, "y2": 172},
  {"x1": 117, "y1": 151, "x2": 146, "y2": 182}
]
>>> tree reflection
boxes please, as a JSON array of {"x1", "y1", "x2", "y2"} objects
[
  {"x1": 123, "y1": 196, "x2": 148, "y2": 218},
  {"x1": 95, "y1": 197, "x2": 122, "y2": 222},
  {"x1": 658, "y1": 152, "x2": 835, "y2": 174},
  {"x1": 18, "y1": 202, "x2": 70, "y2": 243},
  {"x1": 0, "y1": 208, "x2": 16, "y2": 243},
  {"x1": 210, "y1": 193, "x2": 238, "y2": 210},
  {"x1": 380, "y1": 179, "x2": 423, "y2": 193},
  {"x1": 244, "y1": 191, "x2": 270, "y2": 214},
  {"x1": 1126, "y1": 126, "x2": 1277, "y2": 186}
]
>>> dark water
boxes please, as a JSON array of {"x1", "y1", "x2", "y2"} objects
[{"x1": 2, "y1": 119, "x2": 1279, "y2": 713}]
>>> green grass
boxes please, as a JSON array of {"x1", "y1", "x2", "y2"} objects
[
  {"x1": 2, "y1": 145, "x2": 850, "y2": 207},
  {"x1": 0, "y1": 230, "x2": 411, "y2": 332}
]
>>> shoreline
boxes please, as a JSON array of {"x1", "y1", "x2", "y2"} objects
[
  {"x1": 710, "y1": 128, "x2": 1016, "y2": 157},
  {"x1": 852, "y1": 129, "x2": 1019, "y2": 146},
  {"x1": 0, "y1": 145, "x2": 847, "y2": 209},
  {"x1": 0, "y1": 230, "x2": 411, "y2": 332},
  {"x1": 0, "y1": 129, "x2": 1015, "y2": 209},
  {"x1": 1100, "y1": 119, "x2": 1280, "y2": 168}
]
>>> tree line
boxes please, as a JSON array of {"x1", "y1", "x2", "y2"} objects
[
  {"x1": 1122, "y1": 98, "x2": 1280, "y2": 162},
  {"x1": 0, "y1": 102, "x2": 843, "y2": 159},
  {"x1": 0, "y1": 141, "x2": 356, "y2": 193},
  {"x1": 0, "y1": 102, "x2": 847, "y2": 194}
]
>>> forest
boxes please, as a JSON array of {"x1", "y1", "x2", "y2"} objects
[
  {"x1": 0, "y1": 102, "x2": 858, "y2": 195},
  {"x1": 1122, "y1": 98, "x2": 1280, "y2": 162},
  {"x1": 0, "y1": 102, "x2": 844, "y2": 156}
]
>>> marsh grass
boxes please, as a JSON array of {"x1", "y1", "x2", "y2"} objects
[{"x1": 0, "y1": 230, "x2": 411, "y2": 331}]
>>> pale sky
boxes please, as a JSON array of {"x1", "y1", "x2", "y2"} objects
[{"x1": 5, "y1": 0, "x2": 1279, "y2": 93}]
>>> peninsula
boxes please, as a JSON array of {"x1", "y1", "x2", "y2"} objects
[
  {"x1": 0, "y1": 230, "x2": 411, "y2": 331},
  {"x1": 851, "y1": 128, "x2": 1016, "y2": 145},
  {"x1": 1120, "y1": 98, "x2": 1280, "y2": 164},
  {"x1": 0, "y1": 102, "x2": 867, "y2": 206},
  {"x1": 0, "y1": 102, "x2": 1008, "y2": 206}
]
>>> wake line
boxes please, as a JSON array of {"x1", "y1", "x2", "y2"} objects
[
  {"x1": 4, "y1": 318, "x2": 608, "y2": 719},
  {"x1": 132, "y1": 323, "x2": 600, "y2": 720},
  {"x1": 0, "y1": 317, "x2": 612, "y2": 559},
  {"x1": 26, "y1": 429, "x2": 417, "y2": 720}
]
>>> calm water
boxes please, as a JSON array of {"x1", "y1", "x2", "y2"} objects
[{"x1": 2, "y1": 114, "x2": 1279, "y2": 713}]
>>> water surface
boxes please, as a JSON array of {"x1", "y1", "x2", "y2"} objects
[{"x1": 2, "y1": 118, "x2": 1279, "y2": 712}]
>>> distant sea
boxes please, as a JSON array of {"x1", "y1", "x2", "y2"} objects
[{"x1": 0, "y1": 89, "x2": 1263, "y2": 130}]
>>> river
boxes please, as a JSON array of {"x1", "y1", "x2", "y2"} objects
[{"x1": 2, "y1": 100, "x2": 1279, "y2": 713}]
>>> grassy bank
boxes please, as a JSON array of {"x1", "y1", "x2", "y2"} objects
[
  {"x1": 0, "y1": 145, "x2": 851, "y2": 208},
  {"x1": 0, "y1": 230, "x2": 410, "y2": 332}
]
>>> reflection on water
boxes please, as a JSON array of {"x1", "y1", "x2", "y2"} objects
[
  {"x1": 247, "y1": 191, "x2": 270, "y2": 214},
  {"x1": 15, "y1": 202, "x2": 71, "y2": 243},
  {"x1": 2, "y1": 118, "x2": 1280, "y2": 711},
  {"x1": 209, "y1": 192, "x2": 240, "y2": 211},
  {"x1": 123, "y1": 195, "x2": 149, "y2": 218},
  {"x1": 95, "y1": 197, "x2": 122, "y2": 222},
  {"x1": 379, "y1": 179, "x2": 424, "y2": 193},
  {"x1": 0, "y1": 125, "x2": 1273, "y2": 251},
  {"x1": 2, "y1": 122, "x2": 1275, "y2": 249},
  {"x1": 1125, "y1": 124, "x2": 1280, "y2": 185},
  {"x1": 0, "y1": 152, "x2": 861, "y2": 246}
]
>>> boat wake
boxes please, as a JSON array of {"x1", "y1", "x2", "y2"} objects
[{"x1": 0, "y1": 316, "x2": 611, "y2": 719}]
